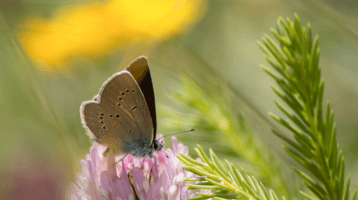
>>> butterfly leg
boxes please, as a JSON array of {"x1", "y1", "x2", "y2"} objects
[
  {"x1": 140, "y1": 156, "x2": 146, "y2": 169},
  {"x1": 148, "y1": 163, "x2": 154, "y2": 182},
  {"x1": 102, "y1": 147, "x2": 110, "y2": 157},
  {"x1": 112, "y1": 152, "x2": 130, "y2": 166},
  {"x1": 153, "y1": 155, "x2": 159, "y2": 174},
  {"x1": 159, "y1": 140, "x2": 169, "y2": 158}
]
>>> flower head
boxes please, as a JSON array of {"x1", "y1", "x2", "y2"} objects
[{"x1": 69, "y1": 134, "x2": 206, "y2": 199}]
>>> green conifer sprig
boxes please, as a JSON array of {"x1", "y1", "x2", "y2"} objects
[
  {"x1": 160, "y1": 76, "x2": 294, "y2": 198},
  {"x1": 177, "y1": 144, "x2": 286, "y2": 200},
  {"x1": 258, "y1": 14, "x2": 357, "y2": 200}
]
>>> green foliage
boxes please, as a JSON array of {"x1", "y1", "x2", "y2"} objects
[
  {"x1": 173, "y1": 14, "x2": 357, "y2": 200},
  {"x1": 258, "y1": 14, "x2": 357, "y2": 200},
  {"x1": 177, "y1": 144, "x2": 286, "y2": 200},
  {"x1": 161, "y1": 75, "x2": 295, "y2": 198},
  {"x1": 0, "y1": 14, "x2": 80, "y2": 158}
]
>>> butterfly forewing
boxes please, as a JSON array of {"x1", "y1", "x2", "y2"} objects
[
  {"x1": 125, "y1": 56, "x2": 157, "y2": 140},
  {"x1": 100, "y1": 72, "x2": 153, "y2": 135},
  {"x1": 81, "y1": 71, "x2": 153, "y2": 154}
]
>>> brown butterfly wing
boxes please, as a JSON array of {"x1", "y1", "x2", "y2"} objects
[
  {"x1": 125, "y1": 56, "x2": 157, "y2": 141},
  {"x1": 80, "y1": 71, "x2": 154, "y2": 154}
]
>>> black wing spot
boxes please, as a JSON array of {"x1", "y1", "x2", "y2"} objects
[
  {"x1": 129, "y1": 129, "x2": 132, "y2": 132},
  {"x1": 102, "y1": 126, "x2": 107, "y2": 130},
  {"x1": 109, "y1": 114, "x2": 113, "y2": 118},
  {"x1": 99, "y1": 116, "x2": 103, "y2": 119},
  {"x1": 126, "y1": 89, "x2": 129, "y2": 92},
  {"x1": 116, "y1": 114, "x2": 120, "y2": 118},
  {"x1": 112, "y1": 106, "x2": 116, "y2": 109},
  {"x1": 100, "y1": 113, "x2": 104, "y2": 116},
  {"x1": 132, "y1": 89, "x2": 135, "y2": 92},
  {"x1": 119, "y1": 97, "x2": 123, "y2": 101},
  {"x1": 100, "y1": 121, "x2": 104, "y2": 124},
  {"x1": 99, "y1": 130, "x2": 104, "y2": 137},
  {"x1": 121, "y1": 92, "x2": 125, "y2": 95},
  {"x1": 117, "y1": 103, "x2": 121, "y2": 107},
  {"x1": 131, "y1": 106, "x2": 137, "y2": 111}
]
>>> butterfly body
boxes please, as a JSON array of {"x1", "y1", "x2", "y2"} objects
[
  {"x1": 80, "y1": 56, "x2": 162, "y2": 158},
  {"x1": 123, "y1": 135, "x2": 163, "y2": 158}
]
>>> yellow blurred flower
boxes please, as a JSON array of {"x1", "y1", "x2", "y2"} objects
[{"x1": 16, "y1": 0, "x2": 206, "y2": 71}]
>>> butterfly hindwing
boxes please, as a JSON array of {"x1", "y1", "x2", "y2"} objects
[
  {"x1": 80, "y1": 71, "x2": 153, "y2": 154},
  {"x1": 125, "y1": 56, "x2": 157, "y2": 141}
]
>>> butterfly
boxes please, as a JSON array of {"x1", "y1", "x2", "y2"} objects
[{"x1": 80, "y1": 56, "x2": 163, "y2": 159}]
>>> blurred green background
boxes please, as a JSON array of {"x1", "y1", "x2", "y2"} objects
[{"x1": 1, "y1": 0, "x2": 358, "y2": 199}]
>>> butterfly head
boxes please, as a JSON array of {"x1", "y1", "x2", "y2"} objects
[{"x1": 151, "y1": 139, "x2": 164, "y2": 152}]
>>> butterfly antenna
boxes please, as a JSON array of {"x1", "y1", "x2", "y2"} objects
[{"x1": 158, "y1": 128, "x2": 195, "y2": 140}]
